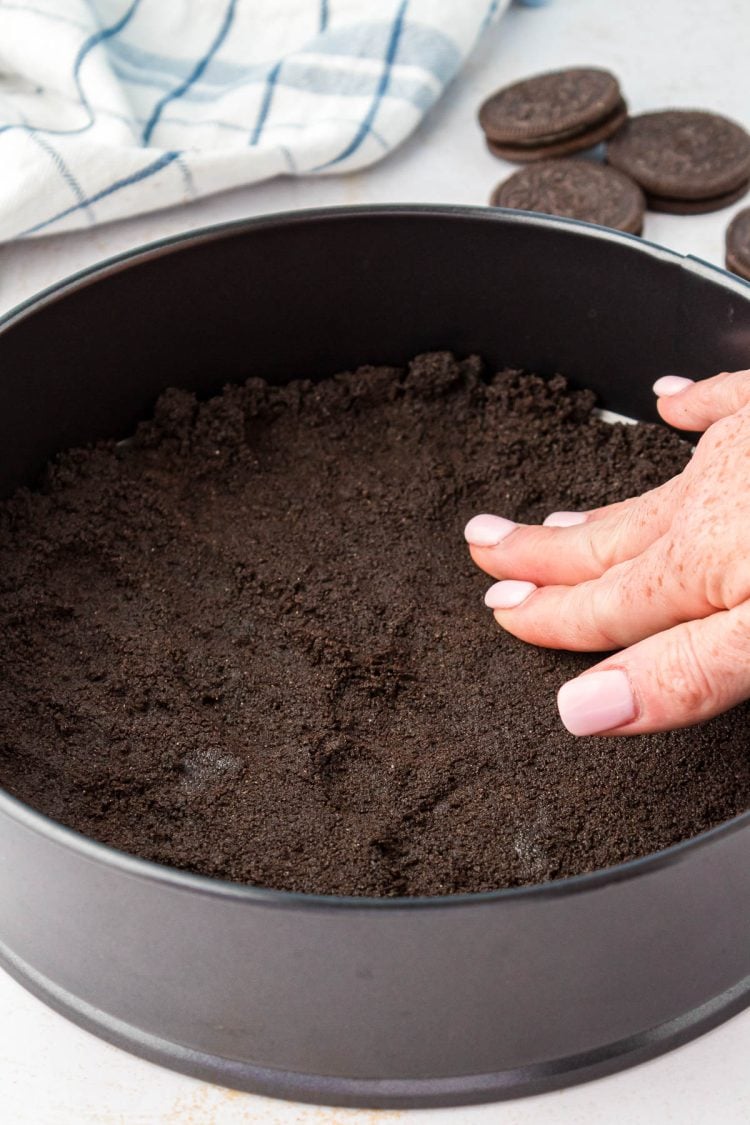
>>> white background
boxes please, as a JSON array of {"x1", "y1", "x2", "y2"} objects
[{"x1": 1, "y1": 1, "x2": 750, "y2": 1121}]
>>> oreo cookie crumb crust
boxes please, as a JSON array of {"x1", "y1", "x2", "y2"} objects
[{"x1": 1, "y1": 355, "x2": 748, "y2": 897}]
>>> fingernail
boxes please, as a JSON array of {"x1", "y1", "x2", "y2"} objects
[
  {"x1": 464, "y1": 513, "x2": 517, "y2": 547},
  {"x1": 543, "y1": 511, "x2": 588, "y2": 528},
  {"x1": 652, "y1": 375, "x2": 694, "y2": 397},
  {"x1": 557, "y1": 670, "x2": 636, "y2": 736},
  {"x1": 484, "y1": 580, "x2": 537, "y2": 609}
]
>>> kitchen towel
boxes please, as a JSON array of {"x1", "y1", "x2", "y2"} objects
[{"x1": 0, "y1": 0, "x2": 510, "y2": 240}]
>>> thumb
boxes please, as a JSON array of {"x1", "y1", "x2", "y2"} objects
[
  {"x1": 654, "y1": 369, "x2": 750, "y2": 431},
  {"x1": 556, "y1": 600, "x2": 750, "y2": 736}
]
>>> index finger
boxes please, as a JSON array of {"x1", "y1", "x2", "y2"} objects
[{"x1": 464, "y1": 479, "x2": 678, "y2": 586}]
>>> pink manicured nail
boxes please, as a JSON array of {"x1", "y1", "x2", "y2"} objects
[
  {"x1": 652, "y1": 375, "x2": 694, "y2": 397},
  {"x1": 464, "y1": 513, "x2": 517, "y2": 547},
  {"x1": 557, "y1": 670, "x2": 636, "y2": 736},
  {"x1": 484, "y1": 580, "x2": 537, "y2": 609},
  {"x1": 543, "y1": 511, "x2": 588, "y2": 528}
]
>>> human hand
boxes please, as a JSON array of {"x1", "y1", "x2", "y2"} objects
[{"x1": 464, "y1": 370, "x2": 750, "y2": 736}]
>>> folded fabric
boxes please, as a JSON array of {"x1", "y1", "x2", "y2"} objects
[{"x1": 0, "y1": 0, "x2": 510, "y2": 241}]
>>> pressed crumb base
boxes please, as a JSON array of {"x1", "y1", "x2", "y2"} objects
[{"x1": 0, "y1": 353, "x2": 748, "y2": 896}]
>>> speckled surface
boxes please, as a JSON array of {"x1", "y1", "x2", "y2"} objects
[{"x1": 2, "y1": 0, "x2": 750, "y2": 1120}]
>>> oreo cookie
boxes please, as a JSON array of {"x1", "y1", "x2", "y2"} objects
[
  {"x1": 647, "y1": 182, "x2": 750, "y2": 215},
  {"x1": 490, "y1": 160, "x2": 645, "y2": 235},
  {"x1": 608, "y1": 110, "x2": 750, "y2": 213},
  {"x1": 486, "y1": 101, "x2": 628, "y2": 163},
  {"x1": 726, "y1": 207, "x2": 750, "y2": 281},
  {"x1": 480, "y1": 68, "x2": 626, "y2": 162}
]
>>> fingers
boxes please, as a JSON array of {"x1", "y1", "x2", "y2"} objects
[
  {"x1": 485, "y1": 533, "x2": 715, "y2": 651},
  {"x1": 655, "y1": 369, "x2": 750, "y2": 431},
  {"x1": 465, "y1": 479, "x2": 678, "y2": 586},
  {"x1": 556, "y1": 600, "x2": 750, "y2": 735},
  {"x1": 466, "y1": 368, "x2": 750, "y2": 585}
]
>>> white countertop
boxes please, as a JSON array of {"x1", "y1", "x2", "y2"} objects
[{"x1": 2, "y1": 1, "x2": 750, "y2": 1121}]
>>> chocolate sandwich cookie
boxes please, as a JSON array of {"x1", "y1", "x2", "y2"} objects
[
  {"x1": 486, "y1": 100, "x2": 628, "y2": 162},
  {"x1": 607, "y1": 110, "x2": 750, "y2": 211},
  {"x1": 480, "y1": 67, "x2": 626, "y2": 162},
  {"x1": 726, "y1": 207, "x2": 750, "y2": 281},
  {"x1": 490, "y1": 160, "x2": 645, "y2": 235},
  {"x1": 647, "y1": 181, "x2": 750, "y2": 215}
]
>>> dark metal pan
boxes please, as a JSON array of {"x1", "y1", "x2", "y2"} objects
[{"x1": 0, "y1": 207, "x2": 749, "y2": 1109}]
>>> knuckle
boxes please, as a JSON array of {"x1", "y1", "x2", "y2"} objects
[
  {"x1": 585, "y1": 574, "x2": 627, "y2": 649},
  {"x1": 587, "y1": 490, "x2": 666, "y2": 573},
  {"x1": 586, "y1": 527, "x2": 613, "y2": 574},
  {"x1": 655, "y1": 622, "x2": 715, "y2": 712},
  {"x1": 586, "y1": 517, "x2": 634, "y2": 573},
  {"x1": 705, "y1": 558, "x2": 744, "y2": 609}
]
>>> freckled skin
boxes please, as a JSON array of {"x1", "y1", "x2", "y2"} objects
[{"x1": 467, "y1": 369, "x2": 750, "y2": 735}]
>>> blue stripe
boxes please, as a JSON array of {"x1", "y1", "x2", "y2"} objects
[
  {"x1": 365, "y1": 125, "x2": 389, "y2": 149},
  {"x1": 17, "y1": 150, "x2": 181, "y2": 237},
  {"x1": 111, "y1": 60, "x2": 175, "y2": 94},
  {"x1": 27, "y1": 132, "x2": 94, "y2": 224},
  {"x1": 480, "y1": 0, "x2": 503, "y2": 32},
  {"x1": 319, "y1": 0, "x2": 329, "y2": 32},
  {"x1": 141, "y1": 0, "x2": 237, "y2": 143},
  {"x1": 313, "y1": 0, "x2": 408, "y2": 169},
  {"x1": 175, "y1": 154, "x2": 197, "y2": 199},
  {"x1": 279, "y1": 145, "x2": 297, "y2": 173},
  {"x1": 249, "y1": 60, "x2": 282, "y2": 146},
  {"x1": 105, "y1": 37, "x2": 196, "y2": 82},
  {"x1": 72, "y1": 0, "x2": 140, "y2": 92}
]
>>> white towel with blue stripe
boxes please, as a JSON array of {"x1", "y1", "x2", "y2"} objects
[{"x1": 0, "y1": 0, "x2": 510, "y2": 241}]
